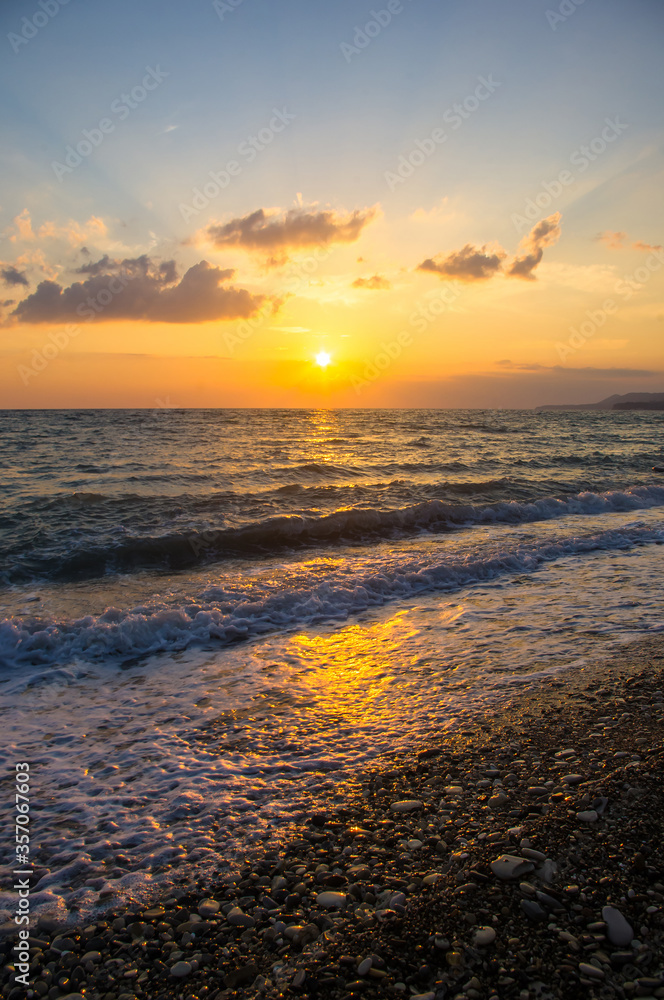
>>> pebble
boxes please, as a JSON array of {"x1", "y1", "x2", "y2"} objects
[
  {"x1": 602, "y1": 905, "x2": 634, "y2": 946},
  {"x1": 9, "y1": 663, "x2": 662, "y2": 1000},
  {"x1": 390, "y1": 799, "x2": 423, "y2": 813},
  {"x1": 226, "y1": 907, "x2": 255, "y2": 928},
  {"x1": 197, "y1": 897, "x2": 220, "y2": 917},
  {"x1": 521, "y1": 900, "x2": 547, "y2": 922},
  {"x1": 536, "y1": 890, "x2": 565, "y2": 912},
  {"x1": 473, "y1": 926, "x2": 496, "y2": 946},
  {"x1": 491, "y1": 855, "x2": 535, "y2": 880},
  {"x1": 170, "y1": 961, "x2": 192, "y2": 978},
  {"x1": 520, "y1": 847, "x2": 546, "y2": 862},
  {"x1": 488, "y1": 792, "x2": 508, "y2": 808},
  {"x1": 51, "y1": 936, "x2": 76, "y2": 953},
  {"x1": 315, "y1": 890, "x2": 347, "y2": 908},
  {"x1": 578, "y1": 962, "x2": 604, "y2": 980}
]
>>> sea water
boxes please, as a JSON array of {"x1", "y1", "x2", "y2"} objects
[{"x1": 1, "y1": 408, "x2": 663, "y2": 924}]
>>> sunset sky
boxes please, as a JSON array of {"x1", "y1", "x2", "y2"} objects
[{"x1": 1, "y1": 0, "x2": 663, "y2": 408}]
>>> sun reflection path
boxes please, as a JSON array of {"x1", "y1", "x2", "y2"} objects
[{"x1": 283, "y1": 608, "x2": 467, "y2": 745}]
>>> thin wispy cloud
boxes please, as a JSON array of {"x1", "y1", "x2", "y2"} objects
[
  {"x1": 352, "y1": 274, "x2": 391, "y2": 290},
  {"x1": 596, "y1": 230, "x2": 662, "y2": 252}
]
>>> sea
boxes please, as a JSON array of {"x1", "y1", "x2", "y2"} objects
[{"x1": 1, "y1": 407, "x2": 663, "y2": 925}]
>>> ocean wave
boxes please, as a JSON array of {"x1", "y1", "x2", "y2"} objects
[
  {"x1": 1, "y1": 519, "x2": 662, "y2": 672},
  {"x1": 2, "y1": 485, "x2": 664, "y2": 584}
]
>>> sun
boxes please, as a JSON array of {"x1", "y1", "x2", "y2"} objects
[{"x1": 315, "y1": 351, "x2": 331, "y2": 368}]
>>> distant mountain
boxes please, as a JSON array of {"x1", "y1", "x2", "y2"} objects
[
  {"x1": 536, "y1": 392, "x2": 664, "y2": 412},
  {"x1": 614, "y1": 400, "x2": 664, "y2": 410}
]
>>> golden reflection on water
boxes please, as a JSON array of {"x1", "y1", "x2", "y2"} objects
[{"x1": 282, "y1": 607, "x2": 465, "y2": 734}]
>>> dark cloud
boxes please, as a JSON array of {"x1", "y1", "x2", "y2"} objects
[
  {"x1": 11, "y1": 255, "x2": 272, "y2": 324},
  {"x1": 1, "y1": 265, "x2": 29, "y2": 287},
  {"x1": 75, "y1": 254, "x2": 114, "y2": 275},
  {"x1": 506, "y1": 213, "x2": 562, "y2": 281},
  {"x1": 417, "y1": 244, "x2": 505, "y2": 281},
  {"x1": 352, "y1": 274, "x2": 391, "y2": 290},
  {"x1": 419, "y1": 214, "x2": 562, "y2": 285},
  {"x1": 204, "y1": 206, "x2": 377, "y2": 263}
]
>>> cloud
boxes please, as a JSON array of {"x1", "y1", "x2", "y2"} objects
[
  {"x1": 269, "y1": 325, "x2": 311, "y2": 333},
  {"x1": 596, "y1": 231, "x2": 662, "y2": 253},
  {"x1": 506, "y1": 212, "x2": 562, "y2": 281},
  {"x1": 8, "y1": 209, "x2": 34, "y2": 242},
  {"x1": 596, "y1": 230, "x2": 627, "y2": 250},
  {"x1": 419, "y1": 216, "x2": 562, "y2": 285},
  {"x1": 203, "y1": 206, "x2": 377, "y2": 264},
  {"x1": 75, "y1": 254, "x2": 114, "y2": 275},
  {"x1": 352, "y1": 274, "x2": 391, "y2": 290},
  {"x1": 11, "y1": 255, "x2": 274, "y2": 324},
  {"x1": 7, "y1": 210, "x2": 107, "y2": 246},
  {"x1": 495, "y1": 360, "x2": 658, "y2": 377},
  {"x1": 409, "y1": 197, "x2": 461, "y2": 225},
  {"x1": 633, "y1": 240, "x2": 663, "y2": 252},
  {"x1": 418, "y1": 244, "x2": 506, "y2": 281},
  {"x1": 1, "y1": 265, "x2": 29, "y2": 287}
]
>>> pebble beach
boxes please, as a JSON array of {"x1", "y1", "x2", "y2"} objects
[{"x1": 4, "y1": 633, "x2": 663, "y2": 1000}]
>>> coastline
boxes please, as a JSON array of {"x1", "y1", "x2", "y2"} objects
[{"x1": 2, "y1": 633, "x2": 663, "y2": 1000}]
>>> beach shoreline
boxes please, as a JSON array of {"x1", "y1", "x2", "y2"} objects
[{"x1": 2, "y1": 633, "x2": 663, "y2": 1000}]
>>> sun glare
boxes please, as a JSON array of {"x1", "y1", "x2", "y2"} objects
[{"x1": 315, "y1": 351, "x2": 331, "y2": 368}]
